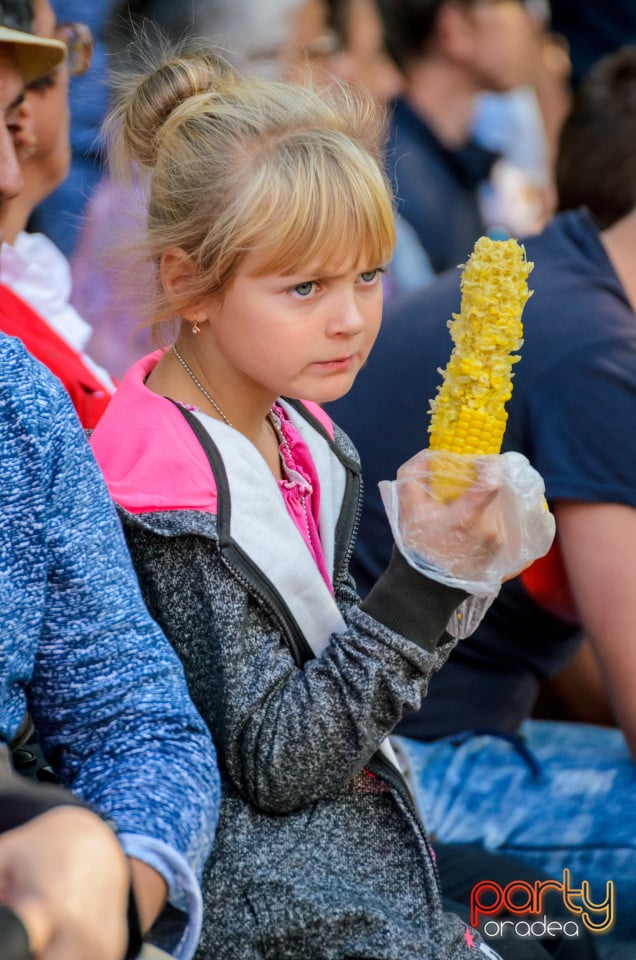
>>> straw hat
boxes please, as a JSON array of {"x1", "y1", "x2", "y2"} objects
[{"x1": 0, "y1": 24, "x2": 66, "y2": 85}]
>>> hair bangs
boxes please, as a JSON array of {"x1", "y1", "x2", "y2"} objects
[{"x1": 239, "y1": 130, "x2": 396, "y2": 278}]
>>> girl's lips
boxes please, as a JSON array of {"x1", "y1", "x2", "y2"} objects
[{"x1": 314, "y1": 355, "x2": 356, "y2": 371}]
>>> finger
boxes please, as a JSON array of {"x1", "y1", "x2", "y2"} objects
[
  {"x1": 450, "y1": 480, "x2": 500, "y2": 520},
  {"x1": 396, "y1": 448, "x2": 435, "y2": 481}
]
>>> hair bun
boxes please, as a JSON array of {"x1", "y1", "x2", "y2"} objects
[{"x1": 117, "y1": 49, "x2": 238, "y2": 168}]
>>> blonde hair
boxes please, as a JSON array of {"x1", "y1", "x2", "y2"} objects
[{"x1": 106, "y1": 45, "x2": 396, "y2": 330}]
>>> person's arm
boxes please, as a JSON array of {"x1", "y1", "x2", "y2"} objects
[
  {"x1": 555, "y1": 500, "x2": 636, "y2": 757},
  {"x1": 533, "y1": 634, "x2": 616, "y2": 726},
  {"x1": 13, "y1": 349, "x2": 219, "y2": 958},
  {"x1": 123, "y1": 470, "x2": 510, "y2": 817},
  {"x1": 128, "y1": 859, "x2": 167, "y2": 935}
]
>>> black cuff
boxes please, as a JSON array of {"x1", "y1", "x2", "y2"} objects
[
  {"x1": 360, "y1": 547, "x2": 467, "y2": 651},
  {"x1": 0, "y1": 906, "x2": 30, "y2": 960}
]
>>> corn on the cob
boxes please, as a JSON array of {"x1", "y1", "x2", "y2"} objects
[{"x1": 427, "y1": 236, "x2": 533, "y2": 501}]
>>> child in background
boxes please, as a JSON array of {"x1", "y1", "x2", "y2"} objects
[{"x1": 91, "y1": 47, "x2": 549, "y2": 959}]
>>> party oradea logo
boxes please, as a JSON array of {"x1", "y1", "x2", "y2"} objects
[{"x1": 470, "y1": 868, "x2": 615, "y2": 941}]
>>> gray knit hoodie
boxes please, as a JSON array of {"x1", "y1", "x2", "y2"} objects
[{"x1": 91, "y1": 362, "x2": 500, "y2": 960}]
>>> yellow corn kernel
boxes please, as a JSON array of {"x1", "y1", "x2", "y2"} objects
[{"x1": 428, "y1": 236, "x2": 533, "y2": 501}]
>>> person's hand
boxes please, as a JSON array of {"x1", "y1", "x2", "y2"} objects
[
  {"x1": 379, "y1": 449, "x2": 555, "y2": 595},
  {"x1": 0, "y1": 806, "x2": 129, "y2": 960},
  {"x1": 394, "y1": 451, "x2": 502, "y2": 581}
]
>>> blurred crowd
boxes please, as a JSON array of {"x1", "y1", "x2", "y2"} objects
[
  {"x1": 50, "y1": 0, "x2": 575, "y2": 375},
  {"x1": 10, "y1": 0, "x2": 630, "y2": 364},
  {"x1": 32, "y1": 0, "x2": 633, "y2": 375}
]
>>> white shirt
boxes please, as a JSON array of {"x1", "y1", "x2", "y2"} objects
[{"x1": 0, "y1": 231, "x2": 115, "y2": 391}]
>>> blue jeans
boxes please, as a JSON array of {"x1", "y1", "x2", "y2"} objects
[{"x1": 393, "y1": 721, "x2": 636, "y2": 955}]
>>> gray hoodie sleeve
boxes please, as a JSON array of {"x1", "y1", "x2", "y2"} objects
[{"x1": 123, "y1": 523, "x2": 465, "y2": 816}]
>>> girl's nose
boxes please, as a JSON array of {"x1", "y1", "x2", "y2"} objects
[{"x1": 327, "y1": 293, "x2": 365, "y2": 336}]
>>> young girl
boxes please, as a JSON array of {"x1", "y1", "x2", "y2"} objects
[{"x1": 90, "y1": 48, "x2": 528, "y2": 959}]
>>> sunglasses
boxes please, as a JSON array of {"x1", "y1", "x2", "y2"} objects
[{"x1": 56, "y1": 21, "x2": 93, "y2": 77}]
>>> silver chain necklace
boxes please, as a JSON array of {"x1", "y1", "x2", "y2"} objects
[{"x1": 172, "y1": 342, "x2": 234, "y2": 428}]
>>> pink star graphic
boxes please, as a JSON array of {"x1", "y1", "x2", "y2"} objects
[{"x1": 464, "y1": 927, "x2": 477, "y2": 947}]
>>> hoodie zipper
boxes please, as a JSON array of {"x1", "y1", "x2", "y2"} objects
[
  {"x1": 170, "y1": 400, "x2": 443, "y2": 917},
  {"x1": 219, "y1": 540, "x2": 314, "y2": 667}
]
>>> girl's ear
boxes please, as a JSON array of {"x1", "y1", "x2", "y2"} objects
[{"x1": 160, "y1": 247, "x2": 206, "y2": 324}]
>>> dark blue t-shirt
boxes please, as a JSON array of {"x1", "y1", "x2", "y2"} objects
[
  {"x1": 385, "y1": 98, "x2": 498, "y2": 275},
  {"x1": 328, "y1": 209, "x2": 636, "y2": 738},
  {"x1": 550, "y1": 0, "x2": 636, "y2": 87}
]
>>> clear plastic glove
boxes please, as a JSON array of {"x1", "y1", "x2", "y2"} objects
[{"x1": 379, "y1": 449, "x2": 555, "y2": 599}]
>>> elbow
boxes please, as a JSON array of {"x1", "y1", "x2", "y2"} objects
[
  {"x1": 241, "y1": 777, "x2": 310, "y2": 816},
  {"x1": 232, "y1": 749, "x2": 317, "y2": 815}
]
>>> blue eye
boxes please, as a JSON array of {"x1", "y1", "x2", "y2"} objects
[
  {"x1": 293, "y1": 281, "x2": 315, "y2": 297},
  {"x1": 359, "y1": 269, "x2": 380, "y2": 284}
]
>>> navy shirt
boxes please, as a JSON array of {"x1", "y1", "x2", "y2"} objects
[
  {"x1": 385, "y1": 98, "x2": 498, "y2": 274},
  {"x1": 550, "y1": 0, "x2": 636, "y2": 87},
  {"x1": 328, "y1": 209, "x2": 636, "y2": 737}
]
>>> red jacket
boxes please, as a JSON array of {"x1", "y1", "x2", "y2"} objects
[{"x1": 0, "y1": 284, "x2": 113, "y2": 429}]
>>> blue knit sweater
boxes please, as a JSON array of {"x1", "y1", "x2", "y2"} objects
[{"x1": 0, "y1": 334, "x2": 220, "y2": 957}]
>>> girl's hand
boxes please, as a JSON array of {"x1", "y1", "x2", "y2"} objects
[
  {"x1": 395, "y1": 452, "x2": 502, "y2": 581},
  {"x1": 379, "y1": 449, "x2": 556, "y2": 595}
]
